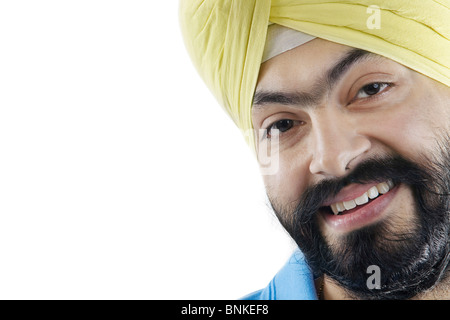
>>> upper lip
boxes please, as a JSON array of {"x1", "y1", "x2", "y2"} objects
[{"x1": 322, "y1": 182, "x2": 383, "y2": 207}]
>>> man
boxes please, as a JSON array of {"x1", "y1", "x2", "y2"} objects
[{"x1": 179, "y1": 0, "x2": 450, "y2": 299}]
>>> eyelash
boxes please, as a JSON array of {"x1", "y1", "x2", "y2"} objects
[
  {"x1": 264, "y1": 119, "x2": 301, "y2": 140},
  {"x1": 263, "y1": 82, "x2": 393, "y2": 140},
  {"x1": 353, "y1": 82, "x2": 393, "y2": 101}
]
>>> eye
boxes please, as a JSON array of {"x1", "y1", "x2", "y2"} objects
[
  {"x1": 355, "y1": 82, "x2": 390, "y2": 99},
  {"x1": 265, "y1": 119, "x2": 295, "y2": 139}
]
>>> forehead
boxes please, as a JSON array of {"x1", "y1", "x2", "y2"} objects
[{"x1": 256, "y1": 39, "x2": 354, "y2": 93}]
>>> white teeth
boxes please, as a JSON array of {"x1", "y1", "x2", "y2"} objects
[
  {"x1": 329, "y1": 179, "x2": 394, "y2": 215},
  {"x1": 387, "y1": 180, "x2": 394, "y2": 189},
  {"x1": 377, "y1": 182, "x2": 389, "y2": 194},
  {"x1": 343, "y1": 199, "x2": 357, "y2": 210},
  {"x1": 331, "y1": 203, "x2": 339, "y2": 215},
  {"x1": 367, "y1": 186, "x2": 379, "y2": 199},
  {"x1": 355, "y1": 192, "x2": 369, "y2": 205},
  {"x1": 336, "y1": 202, "x2": 346, "y2": 212}
]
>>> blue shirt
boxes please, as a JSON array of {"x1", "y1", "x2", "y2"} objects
[{"x1": 241, "y1": 249, "x2": 318, "y2": 300}]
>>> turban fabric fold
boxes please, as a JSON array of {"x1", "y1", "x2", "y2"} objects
[{"x1": 179, "y1": 0, "x2": 450, "y2": 149}]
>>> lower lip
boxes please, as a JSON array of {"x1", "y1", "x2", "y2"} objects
[{"x1": 320, "y1": 185, "x2": 400, "y2": 233}]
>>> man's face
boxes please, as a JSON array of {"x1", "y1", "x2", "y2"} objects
[{"x1": 252, "y1": 39, "x2": 450, "y2": 299}]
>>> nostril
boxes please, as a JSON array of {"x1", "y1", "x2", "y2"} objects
[
  {"x1": 309, "y1": 154, "x2": 349, "y2": 177},
  {"x1": 308, "y1": 118, "x2": 372, "y2": 177}
]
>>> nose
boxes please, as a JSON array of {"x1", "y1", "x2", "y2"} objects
[{"x1": 308, "y1": 110, "x2": 371, "y2": 178}]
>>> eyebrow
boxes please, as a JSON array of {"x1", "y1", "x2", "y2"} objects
[{"x1": 252, "y1": 49, "x2": 374, "y2": 109}]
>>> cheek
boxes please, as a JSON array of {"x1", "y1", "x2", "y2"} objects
[
  {"x1": 262, "y1": 150, "x2": 311, "y2": 206},
  {"x1": 378, "y1": 79, "x2": 450, "y2": 157},
  {"x1": 376, "y1": 111, "x2": 421, "y2": 151},
  {"x1": 362, "y1": 100, "x2": 444, "y2": 159}
]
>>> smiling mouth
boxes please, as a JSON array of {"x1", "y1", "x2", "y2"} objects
[{"x1": 326, "y1": 179, "x2": 395, "y2": 215}]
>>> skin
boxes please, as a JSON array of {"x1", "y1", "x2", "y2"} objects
[{"x1": 252, "y1": 38, "x2": 450, "y2": 299}]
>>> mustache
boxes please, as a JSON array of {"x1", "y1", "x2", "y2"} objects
[{"x1": 293, "y1": 155, "x2": 435, "y2": 226}]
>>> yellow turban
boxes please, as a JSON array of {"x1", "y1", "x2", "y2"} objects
[{"x1": 179, "y1": 0, "x2": 450, "y2": 149}]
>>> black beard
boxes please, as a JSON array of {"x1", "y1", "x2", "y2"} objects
[{"x1": 270, "y1": 140, "x2": 450, "y2": 300}]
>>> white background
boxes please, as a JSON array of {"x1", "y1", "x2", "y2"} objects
[{"x1": 0, "y1": 1, "x2": 296, "y2": 299}]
